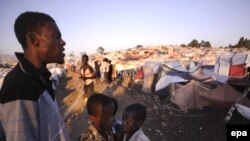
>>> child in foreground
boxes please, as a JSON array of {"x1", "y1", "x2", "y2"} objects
[
  {"x1": 122, "y1": 103, "x2": 150, "y2": 141},
  {"x1": 80, "y1": 93, "x2": 115, "y2": 141}
]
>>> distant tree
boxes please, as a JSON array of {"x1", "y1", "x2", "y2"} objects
[
  {"x1": 97, "y1": 46, "x2": 105, "y2": 54},
  {"x1": 204, "y1": 41, "x2": 211, "y2": 47},
  {"x1": 136, "y1": 44, "x2": 143, "y2": 48},
  {"x1": 245, "y1": 40, "x2": 250, "y2": 49},
  {"x1": 200, "y1": 40, "x2": 206, "y2": 47},
  {"x1": 237, "y1": 37, "x2": 245, "y2": 48},
  {"x1": 180, "y1": 44, "x2": 186, "y2": 47},
  {"x1": 188, "y1": 39, "x2": 199, "y2": 47}
]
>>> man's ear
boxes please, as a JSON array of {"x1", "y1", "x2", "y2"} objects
[{"x1": 27, "y1": 33, "x2": 39, "y2": 47}]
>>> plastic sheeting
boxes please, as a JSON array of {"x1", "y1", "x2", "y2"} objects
[
  {"x1": 142, "y1": 62, "x2": 161, "y2": 93},
  {"x1": 162, "y1": 61, "x2": 200, "y2": 73},
  {"x1": 236, "y1": 104, "x2": 250, "y2": 120},
  {"x1": 155, "y1": 75, "x2": 187, "y2": 92}
]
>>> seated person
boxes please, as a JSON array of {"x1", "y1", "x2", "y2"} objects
[
  {"x1": 122, "y1": 103, "x2": 150, "y2": 141},
  {"x1": 80, "y1": 93, "x2": 115, "y2": 141}
]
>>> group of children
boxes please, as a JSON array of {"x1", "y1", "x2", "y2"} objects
[{"x1": 79, "y1": 93, "x2": 150, "y2": 141}]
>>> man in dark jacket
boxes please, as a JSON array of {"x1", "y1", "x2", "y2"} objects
[{"x1": 0, "y1": 11, "x2": 70, "y2": 141}]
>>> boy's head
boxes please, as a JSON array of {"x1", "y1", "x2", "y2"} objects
[
  {"x1": 122, "y1": 103, "x2": 147, "y2": 134},
  {"x1": 87, "y1": 93, "x2": 115, "y2": 132}
]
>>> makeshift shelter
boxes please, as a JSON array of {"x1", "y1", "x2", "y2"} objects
[
  {"x1": 155, "y1": 61, "x2": 206, "y2": 97},
  {"x1": 161, "y1": 61, "x2": 200, "y2": 80},
  {"x1": 134, "y1": 67, "x2": 144, "y2": 82},
  {"x1": 142, "y1": 62, "x2": 161, "y2": 93},
  {"x1": 214, "y1": 53, "x2": 247, "y2": 77},
  {"x1": 169, "y1": 81, "x2": 211, "y2": 111},
  {"x1": 195, "y1": 83, "x2": 248, "y2": 107},
  {"x1": 188, "y1": 65, "x2": 214, "y2": 81},
  {"x1": 114, "y1": 63, "x2": 140, "y2": 79},
  {"x1": 155, "y1": 75, "x2": 187, "y2": 97},
  {"x1": 224, "y1": 80, "x2": 250, "y2": 121}
]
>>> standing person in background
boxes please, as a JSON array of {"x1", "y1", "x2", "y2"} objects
[
  {"x1": 94, "y1": 60, "x2": 101, "y2": 84},
  {"x1": 0, "y1": 11, "x2": 70, "y2": 141},
  {"x1": 108, "y1": 59, "x2": 113, "y2": 84},
  {"x1": 101, "y1": 58, "x2": 110, "y2": 84},
  {"x1": 80, "y1": 54, "x2": 96, "y2": 98}
]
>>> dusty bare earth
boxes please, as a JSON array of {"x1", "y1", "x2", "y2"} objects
[{"x1": 56, "y1": 71, "x2": 250, "y2": 141}]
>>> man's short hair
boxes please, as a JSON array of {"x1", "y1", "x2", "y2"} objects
[
  {"x1": 14, "y1": 11, "x2": 55, "y2": 49},
  {"x1": 87, "y1": 93, "x2": 113, "y2": 116},
  {"x1": 124, "y1": 103, "x2": 147, "y2": 122}
]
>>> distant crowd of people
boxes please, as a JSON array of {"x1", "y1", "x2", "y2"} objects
[{"x1": 0, "y1": 11, "x2": 150, "y2": 141}]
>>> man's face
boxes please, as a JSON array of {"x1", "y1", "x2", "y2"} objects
[{"x1": 36, "y1": 22, "x2": 66, "y2": 64}]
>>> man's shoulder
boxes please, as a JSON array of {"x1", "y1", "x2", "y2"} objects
[
  {"x1": 0, "y1": 65, "x2": 42, "y2": 103},
  {"x1": 1, "y1": 65, "x2": 20, "y2": 88}
]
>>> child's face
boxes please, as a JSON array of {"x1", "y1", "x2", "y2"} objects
[
  {"x1": 122, "y1": 111, "x2": 141, "y2": 134},
  {"x1": 92, "y1": 103, "x2": 115, "y2": 132}
]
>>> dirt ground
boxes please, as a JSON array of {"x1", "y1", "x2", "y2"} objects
[{"x1": 56, "y1": 71, "x2": 250, "y2": 141}]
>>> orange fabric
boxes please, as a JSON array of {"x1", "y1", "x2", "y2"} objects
[
  {"x1": 229, "y1": 64, "x2": 245, "y2": 77},
  {"x1": 134, "y1": 68, "x2": 144, "y2": 80}
]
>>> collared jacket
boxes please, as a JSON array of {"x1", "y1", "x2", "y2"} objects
[{"x1": 0, "y1": 53, "x2": 70, "y2": 141}]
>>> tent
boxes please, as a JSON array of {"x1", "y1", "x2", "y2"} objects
[
  {"x1": 134, "y1": 67, "x2": 144, "y2": 82},
  {"x1": 214, "y1": 53, "x2": 247, "y2": 77},
  {"x1": 155, "y1": 75, "x2": 187, "y2": 97},
  {"x1": 195, "y1": 83, "x2": 248, "y2": 107},
  {"x1": 169, "y1": 81, "x2": 211, "y2": 111},
  {"x1": 142, "y1": 62, "x2": 161, "y2": 93}
]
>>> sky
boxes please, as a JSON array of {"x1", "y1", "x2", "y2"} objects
[{"x1": 0, "y1": 0, "x2": 250, "y2": 56}]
